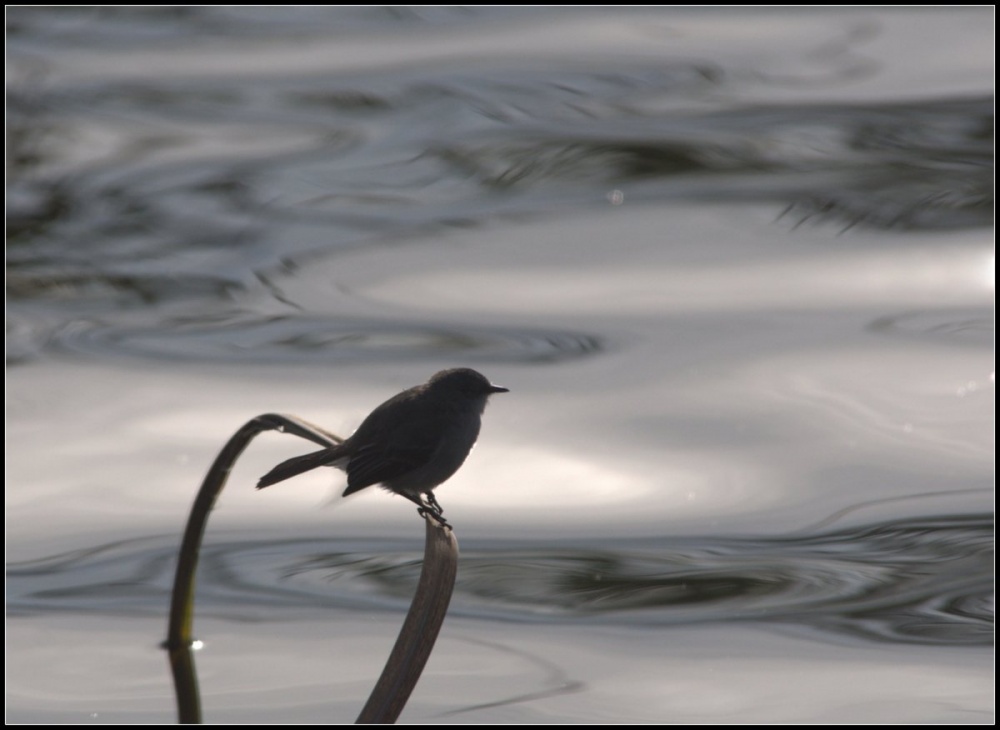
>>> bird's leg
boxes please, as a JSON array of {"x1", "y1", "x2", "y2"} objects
[
  {"x1": 420, "y1": 492, "x2": 450, "y2": 529},
  {"x1": 399, "y1": 491, "x2": 451, "y2": 528},
  {"x1": 425, "y1": 491, "x2": 444, "y2": 516}
]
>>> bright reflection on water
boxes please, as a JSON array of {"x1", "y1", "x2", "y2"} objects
[{"x1": 5, "y1": 6, "x2": 994, "y2": 724}]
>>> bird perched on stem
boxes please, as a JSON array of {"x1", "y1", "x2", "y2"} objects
[{"x1": 257, "y1": 368, "x2": 508, "y2": 526}]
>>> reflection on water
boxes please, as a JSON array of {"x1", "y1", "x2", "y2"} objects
[
  {"x1": 9, "y1": 513, "x2": 991, "y2": 646},
  {"x1": 868, "y1": 308, "x2": 995, "y2": 346},
  {"x1": 6, "y1": 10, "x2": 993, "y2": 362},
  {"x1": 17, "y1": 314, "x2": 603, "y2": 366}
]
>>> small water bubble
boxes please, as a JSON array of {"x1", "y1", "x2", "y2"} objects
[
  {"x1": 607, "y1": 189, "x2": 624, "y2": 206},
  {"x1": 902, "y1": 423, "x2": 914, "y2": 433}
]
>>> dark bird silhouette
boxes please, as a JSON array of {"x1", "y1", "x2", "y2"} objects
[{"x1": 257, "y1": 368, "x2": 508, "y2": 524}]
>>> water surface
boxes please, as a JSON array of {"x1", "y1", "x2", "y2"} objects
[{"x1": 6, "y1": 7, "x2": 993, "y2": 723}]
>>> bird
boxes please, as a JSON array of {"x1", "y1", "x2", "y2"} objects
[{"x1": 257, "y1": 368, "x2": 508, "y2": 526}]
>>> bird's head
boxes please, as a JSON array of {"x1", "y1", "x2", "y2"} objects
[{"x1": 428, "y1": 368, "x2": 509, "y2": 399}]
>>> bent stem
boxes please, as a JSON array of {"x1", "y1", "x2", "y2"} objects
[
  {"x1": 165, "y1": 414, "x2": 341, "y2": 724},
  {"x1": 164, "y1": 413, "x2": 459, "y2": 725}
]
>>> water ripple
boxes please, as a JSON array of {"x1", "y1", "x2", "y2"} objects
[
  {"x1": 21, "y1": 313, "x2": 604, "y2": 365},
  {"x1": 7, "y1": 513, "x2": 991, "y2": 646},
  {"x1": 868, "y1": 308, "x2": 995, "y2": 347}
]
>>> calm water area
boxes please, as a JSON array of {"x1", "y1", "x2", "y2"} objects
[{"x1": 6, "y1": 7, "x2": 994, "y2": 723}]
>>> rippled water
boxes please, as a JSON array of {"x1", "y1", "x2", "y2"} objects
[
  {"x1": 10, "y1": 514, "x2": 992, "y2": 646},
  {"x1": 6, "y1": 7, "x2": 994, "y2": 724}
]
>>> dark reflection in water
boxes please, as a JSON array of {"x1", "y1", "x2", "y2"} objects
[
  {"x1": 7, "y1": 14, "x2": 992, "y2": 326},
  {"x1": 8, "y1": 513, "x2": 992, "y2": 646},
  {"x1": 5, "y1": 313, "x2": 603, "y2": 366},
  {"x1": 867, "y1": 308, "x2": 995, "y2": 347},
  {"x1": 6, "y1": 6, "x2": 992, "y2": 374}
]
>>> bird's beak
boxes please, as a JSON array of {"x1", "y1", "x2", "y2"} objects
[{"x1": 489, "y1": 384, "x2": 510, "y2": 394}]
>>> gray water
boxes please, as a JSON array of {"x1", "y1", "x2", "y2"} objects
[{"x1": 6, "y1": 7, "x2": 994, "y2": 723}]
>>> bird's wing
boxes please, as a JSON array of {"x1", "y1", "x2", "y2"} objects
[{"x1": 342, "y1": 413, "x2": 447, "y2": 495}]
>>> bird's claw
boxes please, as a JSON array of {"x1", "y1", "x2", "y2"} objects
[{"x1": 417, "y1": 506, "x2": 452, "y2": 530}]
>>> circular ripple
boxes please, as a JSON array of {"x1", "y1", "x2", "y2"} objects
[
  {"x1": 43, "y1": 314, "x2": 605, "y2": 365},
  {"x1": 9, "y1": 515, "x2": 989, "y2": 646},
  {"x1": 867, "y1": 308, "x2": 994, "y2": 347}
]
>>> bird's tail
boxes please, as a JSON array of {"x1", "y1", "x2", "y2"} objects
[{"x1": 256, "y1": 447, "x2": 344, "y2": 489}]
